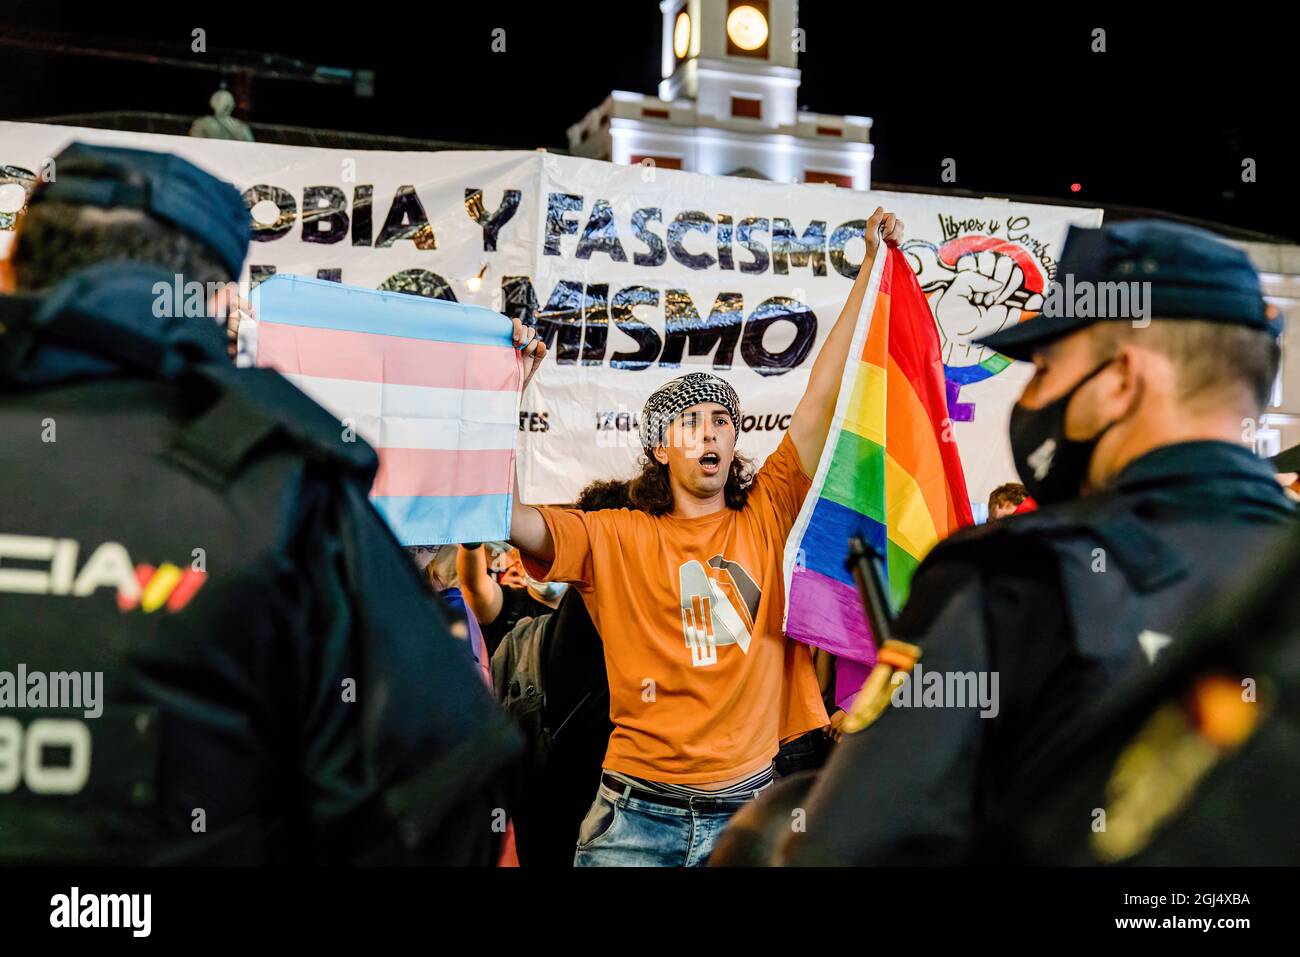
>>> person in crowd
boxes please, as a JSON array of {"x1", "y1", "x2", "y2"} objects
[
  {"x1": 813, "y1": 650, "x2": 860, "y2": 746},
  {"x1": 494, "y1": 478, "x2": 627, "y2": 867},
  {"x1": 0, "y1": 142, "x2": 520, "y2": 865},
  {"x1": 459, "y1": 543, "x2": 565, "y2": 659},
  {"x1": 778, "y1": 220, "x2": 1297, "y2": 865},
  {"x1": 987, "y1": 481, "x2": 1031, "y2": 519},
  {"x1": 413, "y1": 545, "x2": 469, "y2": 640},
  {"x1": 488, "y1": 542, "x2": 527, "y2": 587},
  {"x1": 506, "y1": 208, "x2": 906, "y2": 866}
]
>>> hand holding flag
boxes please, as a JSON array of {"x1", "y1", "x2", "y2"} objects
[
  {"x1": 783, "y1": 233, "x2": 974, "y2": 666},
  {"x1": 512, "y1": 316, "x2": 547, "y2": 393}
]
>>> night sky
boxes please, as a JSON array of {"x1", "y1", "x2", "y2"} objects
[{"x1": 2, "y1": 2, "x2": 1293, "y2": 240}]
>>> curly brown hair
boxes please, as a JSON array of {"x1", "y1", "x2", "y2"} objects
[
  {"x1": 575, "y1": 479, "x2": 633, "y2": 511},
  {"x1": 626, "y1": 452, "x2": 756, "y2": 516}
]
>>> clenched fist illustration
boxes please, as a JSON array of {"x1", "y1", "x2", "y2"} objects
[{"x1": 903, "y1": 241, "x2": 1045, "y2": 368}]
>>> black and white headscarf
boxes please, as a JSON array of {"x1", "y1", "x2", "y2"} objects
[{"x1": 639, "y1": 372, "x2": 741, "y2": 453}]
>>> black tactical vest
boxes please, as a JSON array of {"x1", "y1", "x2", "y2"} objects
[
  {"x1": 938, "y1": 444, "x2": 1296, "y2": 773},
  {"x1": 995, "y1": 522, "x2": 1300, "y2": 866},
  {"x1": 0, "y1": 262, "x2": 520, "y2": 864}
]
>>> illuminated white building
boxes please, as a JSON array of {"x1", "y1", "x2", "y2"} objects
[{"x1": 567, "y1": 0, "x2": 873, "y2": 189}]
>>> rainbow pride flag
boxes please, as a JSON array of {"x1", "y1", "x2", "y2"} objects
[
  {"x1": 251, "y1": 275, "x2": 521, "y2": 546},
  {"x1": 783, "y1": 245, "x2": 972, "y2": 665}
]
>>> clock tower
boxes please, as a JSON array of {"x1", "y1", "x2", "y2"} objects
[
  {"x1": 568, "y1": 0, "x2": 873, "y2": 188},
  {"x1": 659, "y1": 0, "x2": 799, "y2": 128}
]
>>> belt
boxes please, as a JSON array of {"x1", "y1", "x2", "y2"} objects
[{"x1": 600, "y1": 772, "x2": 767, "y2": 811}]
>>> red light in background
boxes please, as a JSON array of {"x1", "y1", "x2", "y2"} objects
[{"x1": 1070, "y1": 182, "x2": 1082, "y2": 193}]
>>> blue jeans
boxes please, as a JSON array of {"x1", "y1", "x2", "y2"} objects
[{"x1": 573, "y1": 779, "x2": 756, "y2": 867}]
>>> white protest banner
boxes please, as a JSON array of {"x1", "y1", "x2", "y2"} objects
[
  {"x1": 525, "y1": 154, "x2": 1101, "y2": 507},
  {"x1": 0, "y1": 122, "x2": 1102, "y2": 514}
]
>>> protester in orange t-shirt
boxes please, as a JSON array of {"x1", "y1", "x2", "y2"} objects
[{"x1": 508, "y1": 207, "x2": 907, "y2": 867}]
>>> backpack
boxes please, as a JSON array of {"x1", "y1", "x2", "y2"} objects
[
  {"x1": 491, "y1": 614, "x2": 555, "y2": 765},
  {"x1": 490, "y1": 599, "x2": 615, "y2": 866}
]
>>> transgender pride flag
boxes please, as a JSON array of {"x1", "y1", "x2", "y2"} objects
[
  {"x1": 783, "y1": 245, "x2": 973, "y2": 668},
  {"x1": 251, "y1": 275, "x2": 520, "y2": 546}
]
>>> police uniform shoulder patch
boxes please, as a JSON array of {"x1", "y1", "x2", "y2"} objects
[{"x1": 1092, "y1": 672, "x2": 1269, "y2": 862}]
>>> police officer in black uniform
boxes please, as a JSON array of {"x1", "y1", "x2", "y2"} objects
[
  {"x1": 0, "y1": 143, "x2": 521, "y2": 864},
  {"x1": 997, "y1": 520, "x2": 1300, "y2": 866},
  {"x1": 778, "y1": 220, "x2": 1297, "y2": 865}
]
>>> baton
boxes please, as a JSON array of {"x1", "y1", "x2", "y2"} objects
[{"x1": 847, "y1": 535, "x2": 895, "y2": 645}]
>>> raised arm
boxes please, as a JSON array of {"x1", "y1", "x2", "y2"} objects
[
  {"x1": 510, "y1": 467, "x2": 554, "y2": 563},
  {"x1": 456, "y1": 544, "x2": 505, "y2": 626},
  {"x1": 787, "y1": 207, "x2": 904, "y2": 475},
  {"x1": 508, "y1": 316, "x2": 555, "y2": 563}
]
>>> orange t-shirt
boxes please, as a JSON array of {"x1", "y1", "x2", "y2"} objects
[{"x1": 522, "y1": 435, "x2": 829, "y2": 785}]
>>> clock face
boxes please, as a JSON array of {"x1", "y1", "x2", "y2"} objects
[
  {"x1": 673, "y1": 11, "x2": 691, "y2": 59},
  {"x1": 726, "y1": 5, "x2": 769, "y2": 51}
]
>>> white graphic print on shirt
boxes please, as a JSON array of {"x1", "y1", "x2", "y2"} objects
[{"x1": 678, "y1": 555, "x2": 761, "y2": 667}]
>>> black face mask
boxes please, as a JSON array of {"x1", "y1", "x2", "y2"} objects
[{"x1": 1009, "y1": 358, "x2": 1118, "y2": 505}]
